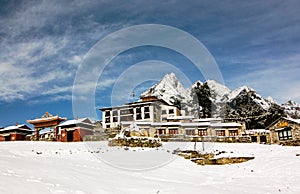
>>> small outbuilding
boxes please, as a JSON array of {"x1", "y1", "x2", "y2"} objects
[
  {"x1": 246, "y1": 129, "x2": 270, "y2": 144},
  {"x1": 57, "y1": 118, "x2": 94, "y2": 142},
  {"x1": 0, "y1": 124, "x2": 33, "y2": 141},
  {"x1": 270, "y1": 117, "x2": 300, "y2": 145}
]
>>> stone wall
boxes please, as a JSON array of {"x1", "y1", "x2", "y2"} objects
[
  {"x1": 108, "y1": 137, "x2": 162, "y2": 148},
  {"x1": 270, "y1": 119, "x2": 300, "y2": 144}
]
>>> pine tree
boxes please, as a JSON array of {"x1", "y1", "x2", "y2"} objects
[{"x1": 191, "y1": 82, "x2": 213, "y2": 118}]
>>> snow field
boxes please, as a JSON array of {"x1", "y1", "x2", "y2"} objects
[{"x1": 0, "y1": 141, "x2": 299, "y2": 194}]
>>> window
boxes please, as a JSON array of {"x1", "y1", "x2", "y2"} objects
[
  {"x1": 169, "y1": 109, "x2": 174, "y2": 114},
  {"x1": 136, "y1": 107, "x2": 142, "y2": 113},
  {"x1": 216, "y1": 130, "x2": 225, "y2": 136},
  {"x1": 105, "y1": 117, "x2": 110, "y2": 123},
  {"x1": 279, "y1": 132, "x2": 283, "y2": 138},
  {"x1": 113, "y1": 117, "x2": 118, "y2": 122},
  {"x1": 105, "y1": 111, "x2": 110, "y2": 116},
  {"x1": 112, "y1": 110, "x2": 118, "y2": 116},
  {"x1": 157, "y1": 129, "x2": 166, "y2": 134},
  {"x1": 144, "y1": 113, "x2": 150, "y2": 119},
  {"x1": 144, "y1": 107, "x2": 150, "y2": 112},
  {"x1": 278, "y1": 129, "x2": 292, "y2": 140},
  {"x1": 162, "y1": 110, "x2": 167, "y2": 115},
  {"x1": 112, "y1": 110, "x2": 118, "y2": 122},
  {"x1": 229, "y1": 130, "x2": 238, "y2": 136},
  {"x1": 169, "y1": 128, "x2": 178, "y2": 135},
  {"x1": 136, "y1": 114, "x2": 142, "y2": 120},
  {"x1": 186, "y1": 130, "x2": 195, "y2": 135},
  {"x1": 198, "y1": 129, "x2": 208, "y2": 136}
]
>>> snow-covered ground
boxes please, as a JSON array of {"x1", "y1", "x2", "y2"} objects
[{"x1": 0, "y1": 141, "x2": 299, "y2": 194}]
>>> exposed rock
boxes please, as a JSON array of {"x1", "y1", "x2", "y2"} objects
[
  {"x1": 175, "y1": 149, "x2": 254, "y2": 165},
  {"x1": 108, "y1": 123, "x2": 162, "y2": 148}
]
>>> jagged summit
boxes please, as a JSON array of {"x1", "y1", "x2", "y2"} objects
[
  {"x1": 282, "y1": 100, "x2": 300, "y2": 119},
  {"x1": 283, "y1": 100, "x2": 299, "y2": 107},
  {"x1": 227, "y1": 86, "x2": 254, "y2": 101},
  {"x1": 267, "y1": 96, "x2": 278, "y2": 105},
  {"x1": 205, "y1": 80, "x2": 231, "y2": 103},
  {"x1": 192, "y1": 80, "x2": 203, "y2": 88},
  {"x1": 140, "y1": 73, "x2": 191, "y2": 105},
  {"x1": 228, "y1": 86, "x2": 272, "y2": 110}
]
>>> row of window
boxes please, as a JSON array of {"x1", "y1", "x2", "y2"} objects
[
  {"x1": 278, "y1": 130, "x2": 292, "y2": 140},
  {"x1": 161, "y1": 109, "x2": 174, "y2": 115},
  {"x1": 105, "y1": 113, "x2": 151, "y2": 123},
  {"x1": 157, "y1": 129, "x2": 238, "y2": 136},
  {"x1": 105, "y1": 107, "x2": 150, "y2": 117}
]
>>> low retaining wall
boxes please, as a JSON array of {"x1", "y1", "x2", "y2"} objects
[{"x1": 108, "y1": 137, "x2": 162, "y2": 148}]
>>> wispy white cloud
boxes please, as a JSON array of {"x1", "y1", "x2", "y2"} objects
[
  {"x1": 225, "y1": 53, "x2": 300, "y2": 103},
  {"x1": 0, "y1": 36, "x2": 75, "y2": 102},
  {"x1": 0, "y1": 1, "x2": 127, "y2": 103},
  {"x1": 0, "y1": 0, "x2": 299, "y2": 106}
]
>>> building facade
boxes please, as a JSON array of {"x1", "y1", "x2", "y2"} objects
[
  {"x1": 57, "y1": 118, "x2": 94, "y2": 142},
  {"x1": 0, "y1": 124, "x2": 33, "y2": 141},
  {"x1": 100, "y1": 97, "x2": 180, "y2": 129},
  {"x1": 270, "y1": 117, "x2": 300, "y2": 145},
  {"x1": 100, "y1": 97, "x2": 247, "y2": 142},
  {"x1": 246, "y1": 129, "x2": 271, "y2": 144},
  {"x1": 27, "y1": 112, "x2": 66, "y2": 140}
]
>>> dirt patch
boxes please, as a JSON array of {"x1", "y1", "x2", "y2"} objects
[
  {"x1": 280, "y1": 140, "x2": 300, "y2": 146},
  {"x1": 174, "y1": 150, "x2": 254, "y2": 165}
]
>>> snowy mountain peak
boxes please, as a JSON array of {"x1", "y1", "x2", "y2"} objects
[
  {"x1": 140, "y1": 73, "x2": 297, "y2": 118},
  {"x1": 282, "y1": 100, "x2": 300, "y2": 119},
  {"x1": 283, "y1": 100, "x2": 299, "y2": 107},
  {"x1": 227, "y1": 86, "x2": 273, "y2": 110},
  {"x1": 205, "y1": 80, "x2": 231, "y2": 103},
  {"x1": 192, "y1": 80, "x2": 203, "y2": 88},
  {"x1": 228, "y1": 86, "x2": 254, "y2": 101},
  {"x1": 140, "y1": 72, "x2": 191, "y2": 105},
  {"x1": 266, "y1": 96, "x2": 278, "y2": 105},
  {"x1": 158, "y1": 72, "x2": 178, "y2": 85}
]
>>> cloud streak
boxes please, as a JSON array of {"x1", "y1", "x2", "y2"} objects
[{"x1": 0, "y1": 0, "x2": 299, "y2": 106}]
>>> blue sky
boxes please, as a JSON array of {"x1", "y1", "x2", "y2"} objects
[{"x1": 0, "y1": 0, "x2": 300, "y2": 127}]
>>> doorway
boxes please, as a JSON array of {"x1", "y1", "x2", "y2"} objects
[
  {"x1": 67, "y1": 131, "x2": 74, "y2": 142},
  {"x1": 260, "y1": 135, "x2": 267, "y2": 143},
  {"x1": 251, "y1": 136, "x2": 257, "y2": 142},
  {"x1": 5, "y1": 135, "x2": 10, "y2": 141}
]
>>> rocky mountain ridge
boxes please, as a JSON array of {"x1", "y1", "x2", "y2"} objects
[{"x1": 141, "y1": 73, "x2": 296, "y2": 128}]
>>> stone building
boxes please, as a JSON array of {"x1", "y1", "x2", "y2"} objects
[
  {"x1": 246, "y1": 129, "x2": 271, "y2": 144},
  {"x1": 269, "y1": 117, "x2": 300, "y2": 145}
]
